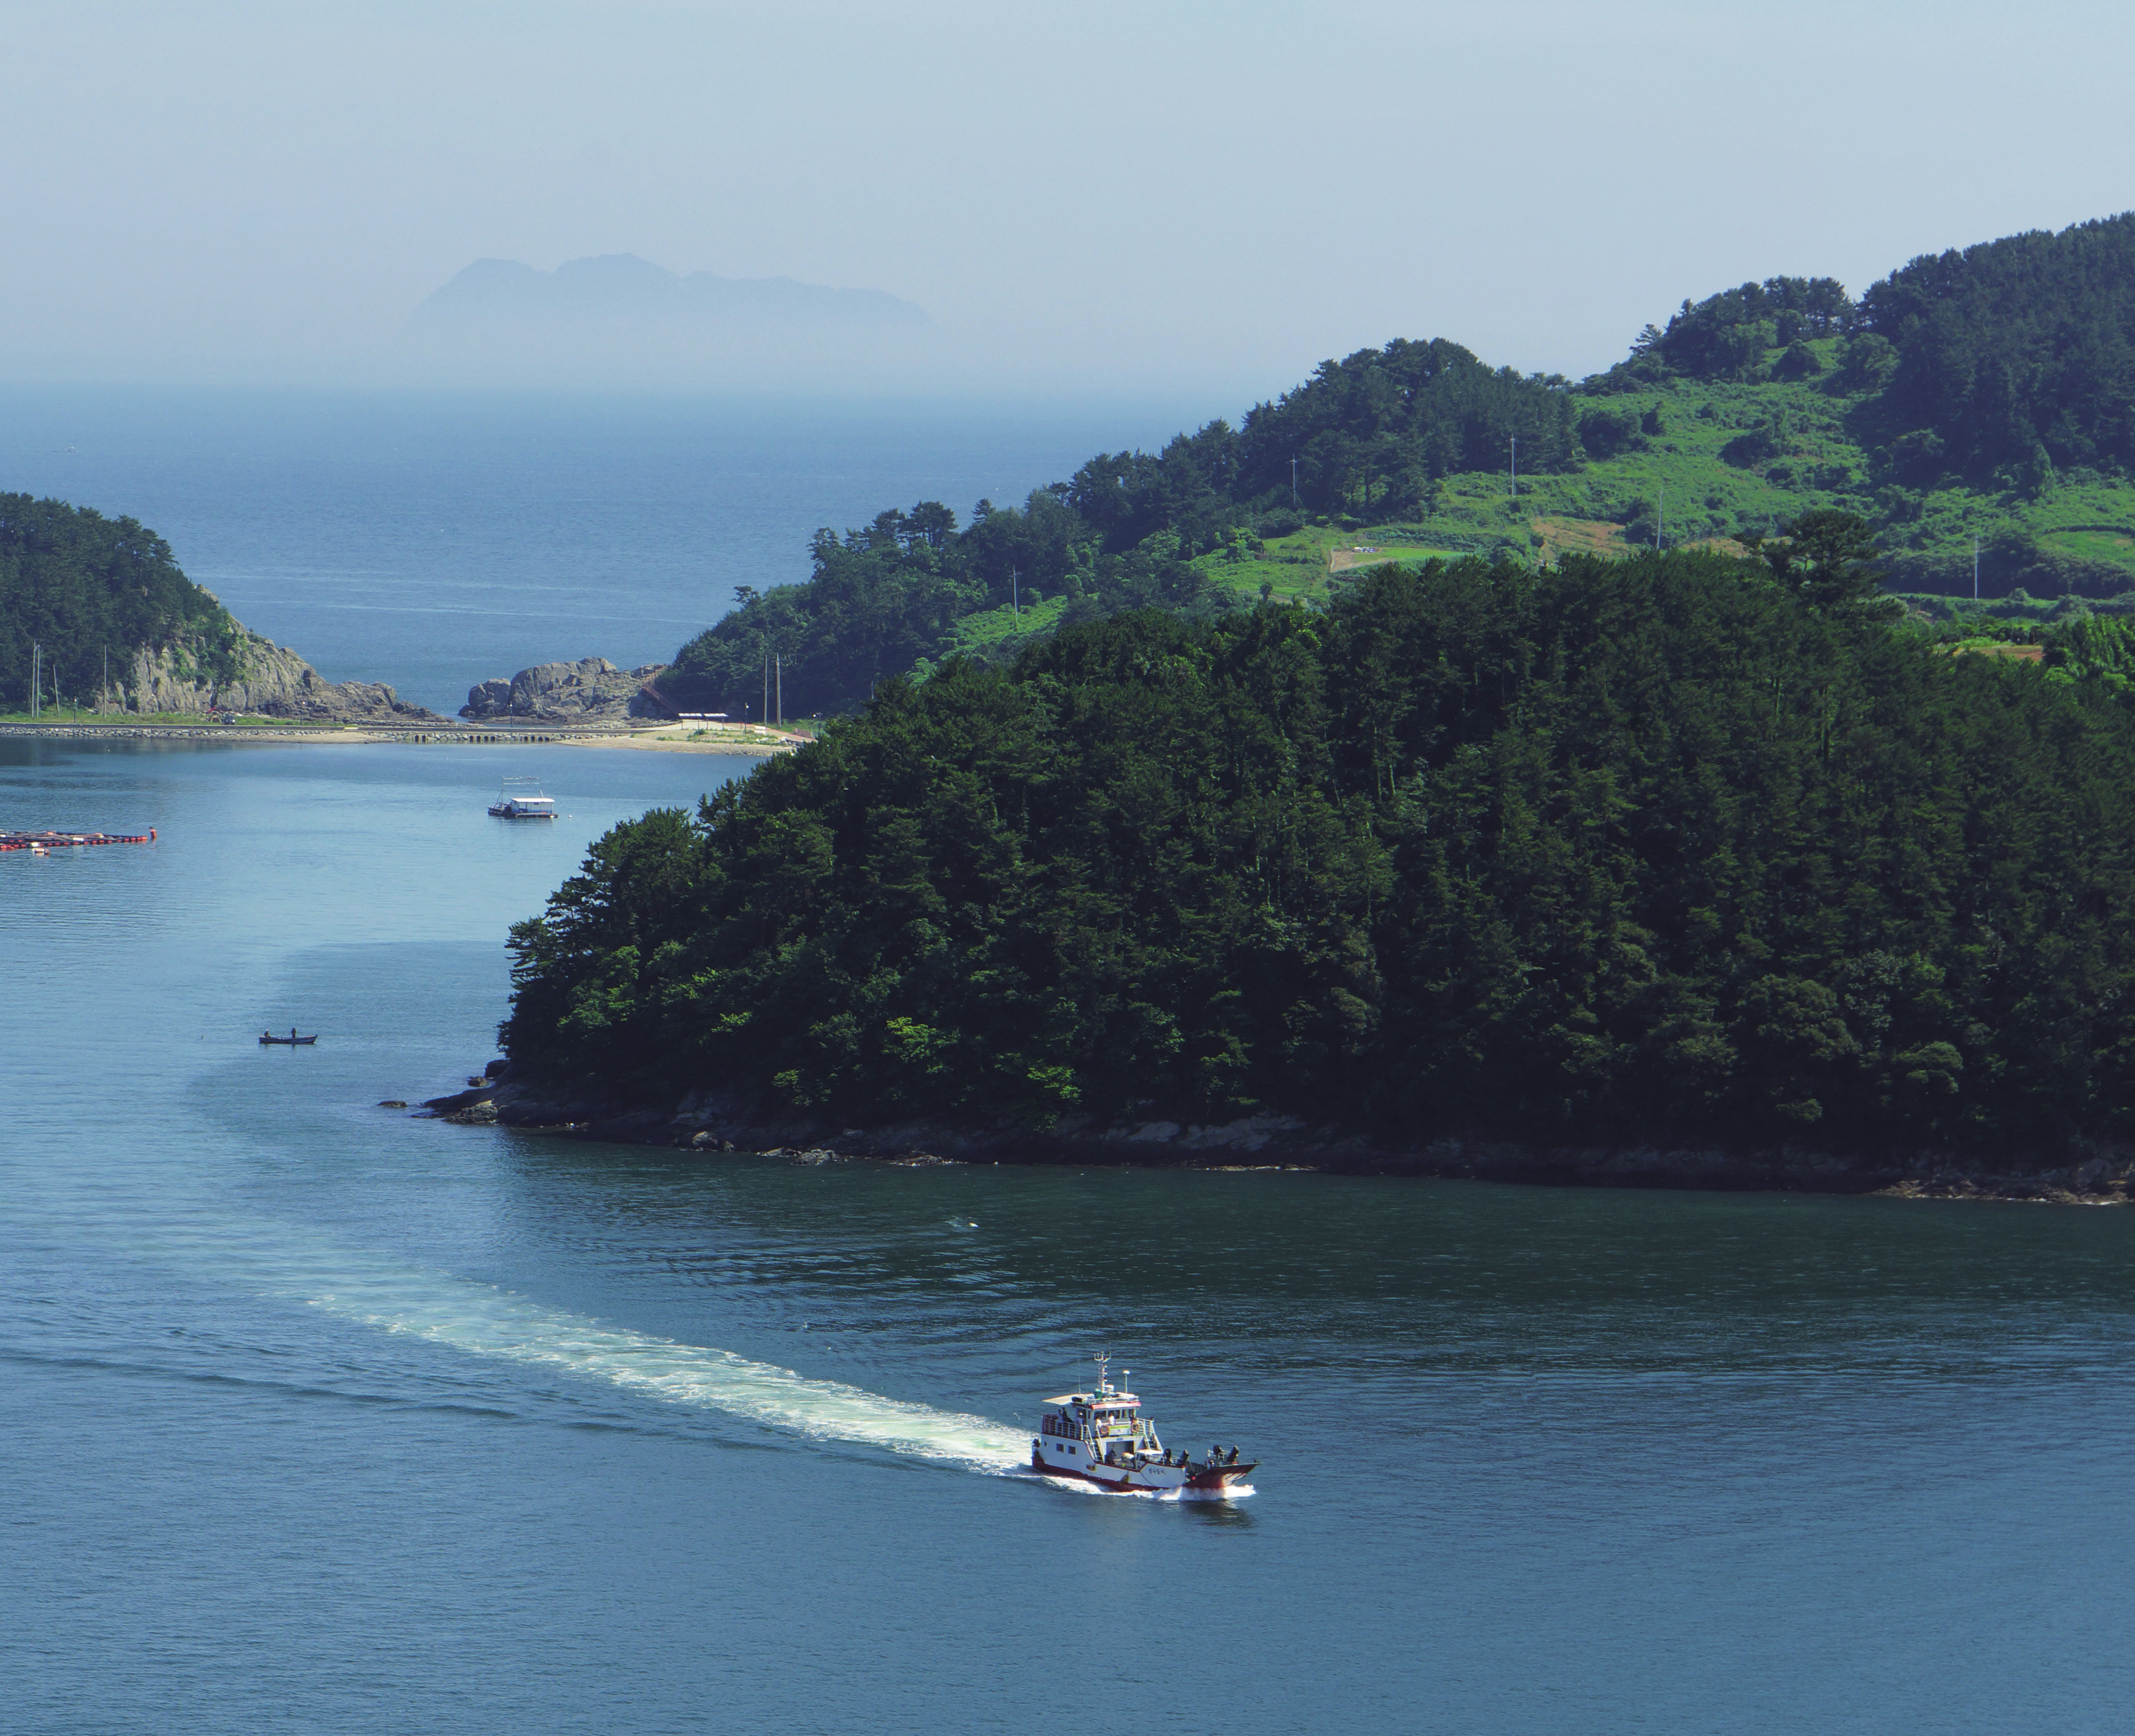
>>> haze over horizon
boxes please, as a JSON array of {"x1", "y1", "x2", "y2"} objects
[{"x1": 5, "y1": 0, "x2": 2135, "y2": 409}]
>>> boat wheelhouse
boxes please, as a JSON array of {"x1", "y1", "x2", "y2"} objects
[
  {"x1": 488, "y1": 777, "x2": 557, "y2": 820},
  {"x1": 1030, "y1": 1357, "x2": 1256, "y2": 1494}
]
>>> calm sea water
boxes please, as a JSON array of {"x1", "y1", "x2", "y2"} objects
[
  {"x1": 0, "y1": 388, "x2": 1204, "y2": 713},
  {"x1": 7, "y1": 734, "x2": 2135, "y2": 1735}
]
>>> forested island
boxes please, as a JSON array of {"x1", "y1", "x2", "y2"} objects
[{"x1": 493, "y1": 525, "x2": 2135, "y2": 1194}]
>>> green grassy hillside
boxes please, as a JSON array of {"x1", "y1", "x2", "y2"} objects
[{"x1": 1188, "y1": 332, "x2": 2135, "y2": 616}]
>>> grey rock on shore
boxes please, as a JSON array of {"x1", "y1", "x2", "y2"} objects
[{"x1": 461, "y1": 657, "x2": 670, "y2": 722}]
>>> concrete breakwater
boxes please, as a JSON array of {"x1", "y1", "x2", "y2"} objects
[
  {"x1": 0, "y1": 719, "x2": 792, "y2": 751},
  {"x1": 420, "y1": 1067, "x2": 2135, "y2": 1207}
]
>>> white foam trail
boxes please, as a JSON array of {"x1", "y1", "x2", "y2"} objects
[
  {"x1": 291, "y1": 1260, "x2": 1028, "y2": 1470},
  {"x1": 34, "y1": 1186, "x2": 1033, "y2": 1472}
]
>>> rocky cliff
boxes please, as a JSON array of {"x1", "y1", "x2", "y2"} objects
[
  {"x1": 461, "y1": 657, "x2": 669, "y2": 722},
  {"x1": 116, "y1": 634, "x2": 442, "y2": 722}
]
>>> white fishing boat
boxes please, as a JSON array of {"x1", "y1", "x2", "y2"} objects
[
  {"x1": 488, "y1": 777, "x2": 556, "y2": 820},
  {"x1": 1030, "y1": 1356, "x2": 1257, "y2": 1494}
]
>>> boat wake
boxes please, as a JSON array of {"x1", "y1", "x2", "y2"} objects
[
  {"x1": 293, "y1": 1264, "x2": 1030, "y2": 1472},
  {"x1": 67, "y1": 1202, "x2": 1031, "y2": 1473}
]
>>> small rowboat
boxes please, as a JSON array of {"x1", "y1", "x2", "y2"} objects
[{"x1": 259, "y1": 1032, "x2": 319, "y2": 1046}]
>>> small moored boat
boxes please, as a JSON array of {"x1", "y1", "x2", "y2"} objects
[
  {"x1": 1030, "y1": 1356, "x2": 1257, "y2": 1494},
  {"x1": 489, "y1": 778, "x2": 556, "y2": 820}
]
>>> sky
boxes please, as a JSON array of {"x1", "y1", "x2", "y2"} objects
[{"x1": 4, "y1": 0, "x2": 2134, "y2": 409}]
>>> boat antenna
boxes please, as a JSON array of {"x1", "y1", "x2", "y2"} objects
[{"x1": 1094, "y1": 1351, "x2": 1110, "y2": 1395}]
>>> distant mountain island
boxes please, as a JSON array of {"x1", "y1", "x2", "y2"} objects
[
  {"x1": 401, "y1": 254, "x2": 932, "y2": 384},
  {"x1": 412, "y1": 254, "x2": 928, "y2": 333}
]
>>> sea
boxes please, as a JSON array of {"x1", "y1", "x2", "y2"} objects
[
  {"x1": 5, "y1": 392, "x2": 2135, "y2": 1735},
  {"x1": 0, "y1": 386, "x2": 1206, "y2": 714}
]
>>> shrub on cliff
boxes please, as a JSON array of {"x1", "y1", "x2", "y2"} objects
[{"x1": 506, "y1": 546, "x2": 2135, "y2": 1160}]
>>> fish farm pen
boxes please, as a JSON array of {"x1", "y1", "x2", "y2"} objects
[{"x1": 1, "y1": 830, "x2": 156, "y2": 853}]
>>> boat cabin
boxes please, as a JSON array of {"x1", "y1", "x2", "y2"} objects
[{"x1": 1036, "y1": 1381, "x2": 1161, "y2": 1470}]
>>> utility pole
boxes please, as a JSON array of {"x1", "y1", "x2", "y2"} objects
[
  {"x1": 762, "y1": 648, "x2": 769, "y2": 729},
  {"x1": 1973, "y1": 534, "x2": 1980, "y2": 602},
  {"x1": 775, "y1": 654, "x2": 783, "y2": 728},
  {"x1": 1291, "y1": 457, "x2": 1299, "y2": 508},
  {"x1": 1011, "y1": 564, "x2": 1020, "y2": 617},
  {"x1": 1509, "y1": 435, "x2": 1517, "y2": 501},
  {"x1": 30, "y1": 642, "x2": 39, "y2": 719}
]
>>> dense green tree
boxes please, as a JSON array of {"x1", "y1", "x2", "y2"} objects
[
  {"x1": 1858, "y1": 212, "x2": 2135, "y2": 479},
  {"x1": 1234, "y1": 338, "x2": 1577, "y2": 514},
  {"x1": 1578, "y1": 405, "x2": 1642, "y2": 458},
  {"x1": 1760, "y1": 508, "x2": 1888, "y2": 608},
  {"x1": 1597, "y1": 277, "x2": 1854, "y2": 386}
]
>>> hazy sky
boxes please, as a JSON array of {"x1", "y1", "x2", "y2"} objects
[{"x1": 5, "y1": 0, "x2": 2133, "y2": 406}]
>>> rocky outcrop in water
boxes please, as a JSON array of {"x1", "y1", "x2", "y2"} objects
[
  {"x1": 460, "y1": 657, "x2": 670, "y2": 722},
  {"x1": 116, "y1": 636, "x2": 442, "y2": 722}
]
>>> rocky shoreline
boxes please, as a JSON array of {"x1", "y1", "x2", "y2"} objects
[{"x1": 416, "y1": 1066, "x2": 2135, "y2": 1206}]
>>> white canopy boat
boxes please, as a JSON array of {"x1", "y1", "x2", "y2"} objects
[
  {"x1": 489, "y1": 777, "x2": 556, "y2": 820},
  {"x1": 1030, "y1": 1356, "x2": 1257, "y2": 1494}
]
